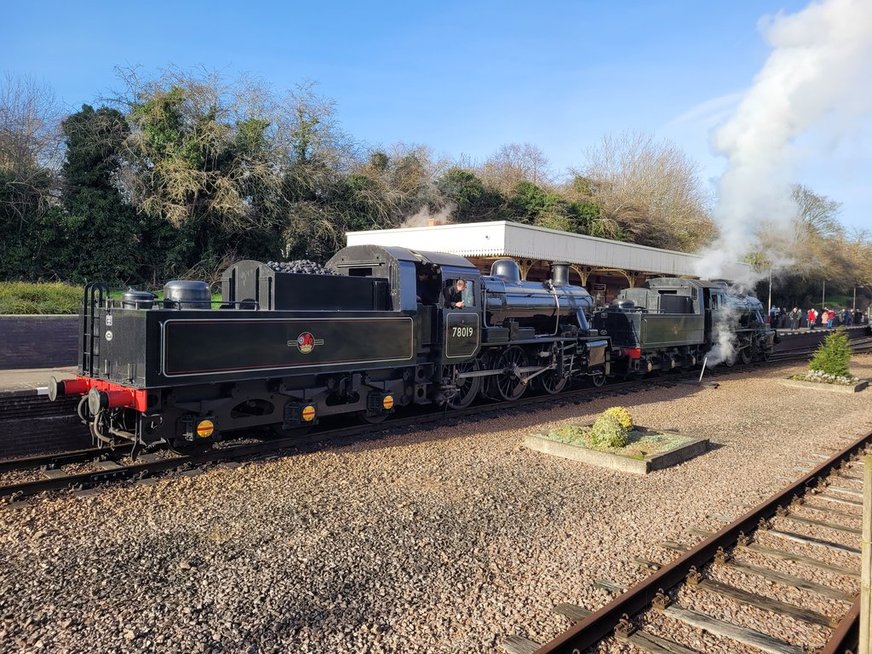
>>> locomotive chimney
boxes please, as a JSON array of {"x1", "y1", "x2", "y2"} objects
[{"x1": 550, "y1": 262, "x2": 570, "y2": 286}]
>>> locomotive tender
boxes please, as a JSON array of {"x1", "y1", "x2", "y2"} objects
[{"x1": 48, "y1": 244, "x2": 773, "y2": 451}]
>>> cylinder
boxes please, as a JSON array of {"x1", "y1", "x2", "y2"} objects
[
  {"x1": 163, "y1": 280, "x2": 211, "y2": 310},
  {"x1": 47, "y1": 376, "x2": 90, "y2": 401},
  {"x1": 88, "y1": 388, "x2": 136, "y2": 414},
  {"x1": 121, "y1": 289, "x2": 155, "y2": 309}
]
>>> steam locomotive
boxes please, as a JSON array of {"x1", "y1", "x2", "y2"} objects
[
  {"x1": 594, "y1": 277, "x2": 775, "y2": 373},
  {"x1": 48, "y1": 244, "x2": 773, "y2": 451}
]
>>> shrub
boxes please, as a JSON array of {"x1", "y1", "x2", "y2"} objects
[
  {"x1": 808, "y1": 329, "x2": 852, "y2": 379},
  {"x1": 603, "y1": 406, "x2": 634, "y2": 430},
  {"x1": 550, "y1": 424, "x2": 588, "y2": 446},
  {"x1": 589, "y1": 414, "x2": 629, "y2": 449},
  {"x1": 0, "y1": 282, "x2": 82, "y2": 315}
]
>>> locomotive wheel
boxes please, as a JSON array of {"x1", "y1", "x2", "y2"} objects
[
  {"x1": 270, "y1": 423, "x2": 313, "y2": 439},
  {"x1": 589, "y1": 370, "x2": 607, "y2": 387},
  {"x1": 446, "y1": 359, "x2": 482, "y2": 409},
  {"x1": 536, "y1": 370, "x2": 568, "y2": 395},
  {"x1": 491, "y1": 346, "x2": 529, "y2": 401},
  {"x1": 739, "y1": 346, "x2": 752, "y2": 365},
  {"x1": 169, "y1": 441, "x2": 214, "y2": 456},
  {"x1": 358, "y1": 411, "x2": 389, "y2": 424}
]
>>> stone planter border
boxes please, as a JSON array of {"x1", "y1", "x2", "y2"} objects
[
  {"x1": 779, "y1": 378, "x2": 868, "y2": 394},
  {"x1": 523, "y1": 432, "x2": 710, "y2": 474}
]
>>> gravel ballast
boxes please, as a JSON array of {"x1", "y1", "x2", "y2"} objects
[{"x1": 2, "y1": 355, "x2": 872, "y2": 653}]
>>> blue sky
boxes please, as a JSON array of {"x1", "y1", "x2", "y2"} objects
[{"x1": 5, "y1": 0, "x2": 868, "y2": 231}]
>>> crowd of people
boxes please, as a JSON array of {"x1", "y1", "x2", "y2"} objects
[{"x1": 768, "y1": 305, "x2": 866, "y2": 330}]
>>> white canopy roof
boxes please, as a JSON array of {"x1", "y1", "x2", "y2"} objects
[{"x1": 346, "y1": 221, "x2": 750, "y2": 281}]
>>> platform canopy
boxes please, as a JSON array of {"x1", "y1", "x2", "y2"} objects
[{"x1": 346, "y1": 220, "x2": 751, "y2": 284}]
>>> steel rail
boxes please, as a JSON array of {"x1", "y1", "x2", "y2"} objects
[
  {"x1": 532, "y1": 429, "x2": 872, "y2": 654},
  {"x1": 0, "y1": 444, "x2": 134, "y2": 474},
  {"x1": 820, "y1": 597, "x2": 860, "y2": 654}
]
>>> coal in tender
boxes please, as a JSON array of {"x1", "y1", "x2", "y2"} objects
[{"x1": 266, "y1": 260, "x2": 338, "y2": 275}]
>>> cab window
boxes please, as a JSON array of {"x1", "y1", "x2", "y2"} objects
[
  {"x1": 443, "y1": 279, "x2": 475, "y2": 309},
  {"x1": 462, "y1": 281, "x2": 475, "y2": 307}
]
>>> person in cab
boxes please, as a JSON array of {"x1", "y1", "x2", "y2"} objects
[{"x1": 442, "y1": 279, "x2": 466, "y2": 309}]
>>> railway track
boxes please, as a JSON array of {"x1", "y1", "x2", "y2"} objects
[
  {"x1": 501, "y1": 430, "x2": 872, "y2": 654},
  {"x1": 1, "y1": 333, "x2": 869, "y2": 502}
]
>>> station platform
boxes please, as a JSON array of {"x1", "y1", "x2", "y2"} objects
[
  {"x1": 0, "y1": 367, "x2": 77, "y2": 394},
  {"x1": 774, "y1": 324, "x2": 868, "y2": 336}
]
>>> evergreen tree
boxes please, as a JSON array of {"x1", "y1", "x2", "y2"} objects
[{"x1": 58, "y1": 105, "x2": 144, "y2": 284}]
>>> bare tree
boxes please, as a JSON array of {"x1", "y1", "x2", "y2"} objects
[
  {"x1": 791, "y1": 183, "x2": 843, "y2": 241},
  {"x1": 578, "y1": 131, "x2": 716, "y2": 251},
  {"x1": 478, "y1": 142, "x2": 550, "y2": 195},
  {"x1": 0, "y1": 74, "x2": 64, "y2": 220}
]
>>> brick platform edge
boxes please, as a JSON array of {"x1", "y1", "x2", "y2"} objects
[
  {"x1": 0, "y1": 315, "x2": 79, "y2": 370},
  {"x1": 523, "y1": 433, "x2": 710, "y2": 474},
  {"x1": 779, "y1": 378, "x2": 869, "y2": 394},
  {"x1": 0, "y1": 391, "x2": 90, "y2": 458}
]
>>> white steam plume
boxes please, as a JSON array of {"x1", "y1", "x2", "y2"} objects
[
  {"x1": 696, "y1": 0, "x2": 872, "y2": 280},
  {"x1": 400, "y1": 203, "x2": 455, "y2": 228}
]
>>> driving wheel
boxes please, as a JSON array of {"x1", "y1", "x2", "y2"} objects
[
  {"x1": 589, "y1": 369, "x2": 606, "y2": 387},
  {"x1": 445, "y1": 359, "x2": 482, "y2": 409},
  {"x1": 491, "y1": 346, "x2": 529, "y2": 401},
  {"x1": 536, "y1": 370, "x2": 568, "y2": 395}
]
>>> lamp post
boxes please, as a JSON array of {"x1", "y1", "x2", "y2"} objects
[
  {"x1": 767, "y1": 268, "x2": 772, "y2": 315},
  {"x1": 822, "y1": 279, "x2": 826, "y2": 310}
]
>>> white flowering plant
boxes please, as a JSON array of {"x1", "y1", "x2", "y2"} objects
[{"x1": 792, "y1": 369, "x2": 859, "y2": 385}]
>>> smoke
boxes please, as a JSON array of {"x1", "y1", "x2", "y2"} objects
[
  {"x1": 695, "y1": 0, "x2": 872, "y2": 279},
  {"x1": 399, "y1": 203, "x2": 455, "y2": 228}
]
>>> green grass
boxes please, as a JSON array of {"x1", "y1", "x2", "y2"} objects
[{"x1": 0, "y1": 281, "x2": 83, "y2": 315}]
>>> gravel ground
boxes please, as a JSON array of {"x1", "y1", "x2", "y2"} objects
[{"x1": 2, "y1": 356, "x2": 872, "y2": 654}]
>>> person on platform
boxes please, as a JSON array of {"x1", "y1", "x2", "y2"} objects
[
  {"x1": 790, "y1": 307, "x2": 801, "y2": 329},
  {"x1": 807, "y1": 307, "x2": 817, "y2": 330},
  {"x1": 442, "y1": 279, "x2": 466, "y2": 309}
]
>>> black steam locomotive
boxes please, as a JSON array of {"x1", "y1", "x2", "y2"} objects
[
  {"x1": 48, "y1": 244, "x2": 773, "y2": 451},
  {"x1": 594, "y1": 277, "x2": 775, "y2": 373}
]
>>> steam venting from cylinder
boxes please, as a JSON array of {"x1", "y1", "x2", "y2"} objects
[{"x1": 550, "y1": 262, "x2": 569, "y2": 286}]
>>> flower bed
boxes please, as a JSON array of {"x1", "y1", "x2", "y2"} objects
[
  {"x1": 789, "y1": 370, "x2": 859, "y2": 385},
  {"x1": 524, "y1": 410, "x2": 709, "y2": 474}
]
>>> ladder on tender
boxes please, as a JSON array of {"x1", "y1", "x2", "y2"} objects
[{"x1": 80, "y1": 283, "x2": 106, "y2": 376}]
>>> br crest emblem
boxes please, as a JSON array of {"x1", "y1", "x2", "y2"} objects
[{"x1": 292, "y1": 331, "x2": 324, "y2": 354}]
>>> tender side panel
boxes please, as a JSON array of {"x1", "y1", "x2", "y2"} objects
[
  {"x1": 640, "y1": 315, "x2": 705, "y2": 348},
  {"x1": 162, "y1": 317, "x2": 414, "y2": 377}
]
